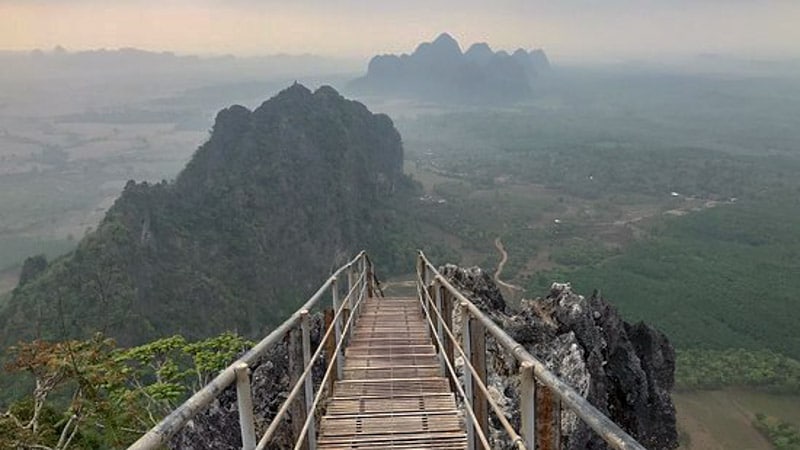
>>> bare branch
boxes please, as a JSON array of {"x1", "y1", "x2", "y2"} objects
[
  {"x1": 55, "y1": 414, "x2": 76, "y2": 449},
  {"x1": 60, "y1": 416, "x2": 81, "y2": 450}
]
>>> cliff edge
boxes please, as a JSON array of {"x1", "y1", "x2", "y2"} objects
[{"x1": 440, "y1": 264, "x2": 678, "y2": 449}]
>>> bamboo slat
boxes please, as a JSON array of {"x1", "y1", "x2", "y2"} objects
[{"x1": 317, "y1": 296, "x2": 467, "y2": 449}]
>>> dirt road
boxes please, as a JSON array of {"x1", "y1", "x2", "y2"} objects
[{"x1": 494, "y1": 237, "x2": 525, "y2": 292}]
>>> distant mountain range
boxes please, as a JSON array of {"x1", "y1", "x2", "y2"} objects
[
  {"x1": 348, "y1": 33, "x2": 550, "y2": 104},
  {"x1": 0, "y1": 47, "x2": 360, "y2": 80}
]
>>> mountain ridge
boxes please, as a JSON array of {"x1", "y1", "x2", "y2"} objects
[
  {"x1": 0, "y1": 84, "x2": 409, "y2": 347},
  {"x1": 348, "y1": 32, "x2": 550, "y2": 104}
]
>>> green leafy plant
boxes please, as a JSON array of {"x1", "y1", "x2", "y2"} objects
[{"x1": 1, "y1": 331, "x2": 254, "y2": 449}]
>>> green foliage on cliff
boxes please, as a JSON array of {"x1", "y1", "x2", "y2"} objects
[{"x1": 0, "y1": 84, "x2": 412, "y2": 348}]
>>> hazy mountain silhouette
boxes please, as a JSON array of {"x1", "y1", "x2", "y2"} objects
[{"x1": 348, "y1": 33, "x2": 550, "y2": 104}]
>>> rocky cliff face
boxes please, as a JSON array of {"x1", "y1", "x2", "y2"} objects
[
  {"x1": 170, "y1": 315, "x2": 327, "y2": 450},
  {"x1": 169, "y1": 343, "x2": 295, "y2": 450},
  {"x1": 348, "y1": 33, "x2": 550, "y2": 104},
  {"x1": 439, "y1": 265, "x2": 678, "y2": 450}
]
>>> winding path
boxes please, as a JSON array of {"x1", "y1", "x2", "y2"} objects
[{"x1": 493, "y1": 237, "x2": 525, "y2": 292}]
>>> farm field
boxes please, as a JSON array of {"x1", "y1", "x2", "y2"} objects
[{"x1": 675, "y1": 389, "x2": 800, "y2": 450}]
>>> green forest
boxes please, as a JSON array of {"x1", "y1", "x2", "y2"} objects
[
  {"x1": 754, "y1": 414, "x2": 800, "y2": 450},
  {"x1": 568, "y1": 195, "x2": 800, "y2": 358}
]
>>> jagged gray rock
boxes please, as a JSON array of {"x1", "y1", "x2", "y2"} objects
[
  {"x1": 439, "y1": 265, "x2": 678, "y2": 450},
  {"x1": 170, "y1": 315, "x2": 327, "y2": 450},
  {"x1": 169, "y1": 344, "x2": 291, "y2": 450}
]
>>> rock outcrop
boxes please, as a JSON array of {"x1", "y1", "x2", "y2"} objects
[
  {"x1": 170, "y1": 315, "x2": 327, "y2": 450},
  {"x1": 169, "y1": 343, "x2": 294, "y2": 450},
  {"x1": 439, "y1": 264, "x2": 678, "y2": 449},
  {"x1": 348, "y1": 33, "x2": 550, "y2": 104}
]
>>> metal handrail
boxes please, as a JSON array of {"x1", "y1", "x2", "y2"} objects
[
  {"x1": 254, "y1": 271, "x2": 366, "y2": 449},
  {"x1": 416, "y1": 250, "x2": 647, "y2": 450},
  {"x1": 415, "y1": 273, "x2": 493, "y2": 449},
  {"x1": 291, "y1": 279, "x2": 369, "y2": 450},
  {"x1": 416, "y1": 270, "x2": 525, "y2": 449},
  {"x1": 128, "y1": 251, "x2": 376, "y2": 450}
]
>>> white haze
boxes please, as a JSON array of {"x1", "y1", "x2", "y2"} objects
[{"x1": 1, "y1": 0, "x2": 799, "y2": 63}]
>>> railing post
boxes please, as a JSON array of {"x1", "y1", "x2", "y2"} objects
[
  {"x1": 234, "y1": 362, "x2": 256, "y2": 450},
  {"x1": 435, "y1": 280, "x2": 444, "y2": 348},
  {"x1": 345, "y1": 266, "x2": 359, "y2": 343},
  {"x1": 470, "y1": 317, "x2": 489, "y2": 450},
  {"x1": 359, "y1": 257, "x2": 367, "y2": 316},
  {"x1": 442, "y1": 288, "x2": 455, "y2": 389},
  {"x1": 520, "y1": 361, "x2": 536, "y2": 449},
  {"x1": 433, "y1": 279, "x2": 446, "y2": 374},
  {"x1": 366, "y1": 259, "x2": 375, "y2": 298},
  {"x1": 331, "y1": 277, "x2": 343, "y2": 381},
  {"x1": 300, "y1": 310, "x2": 317, "y2": 450},
  {"x1": 419, "y1": 254, "x2": 428, "y2": 287},
  {"x1": 360, "y1": 258, "x2": 365, "y2": 292},
  {"x1": 323, "y1": 309, "x2": 337, "y2": 394},
  {"x1": 426, "y1": 283, "x2": 437, "y2": 347},
  {"x1": 536, "y1": 382, "x2": 561, "y2": 450},
  {"x1": 461, "y1": 302, "x2": 475, "y2": 450},
  {"x1": 345, "y1": 267, "x2": 356, "y2": 344},
  {"x1": 288, "y1": 323, "x2": 308, "y2": 450},
  {"x1": 343, "y1": 274, "x2": 352, "y2": 348}
]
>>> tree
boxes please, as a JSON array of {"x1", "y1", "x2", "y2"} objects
[
  {"x1": 1, "y1": 331, "x2": 254, "y2": 449},
  {"x1": 0, "y1": 334, "x2": 136, "y2": 449}
]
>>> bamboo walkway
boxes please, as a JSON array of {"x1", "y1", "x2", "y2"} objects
[{"x1": 316, "y1": 296, "x2": 467, "y2": 449}]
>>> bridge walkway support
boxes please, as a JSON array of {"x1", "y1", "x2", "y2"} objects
[{"x1": 316, "y1": 296, "x2": 467, "y2": 449}]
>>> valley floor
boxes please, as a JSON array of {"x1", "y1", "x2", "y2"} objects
[{"x1": 675, "y1": 389, "x2": 800, "y2": 450}]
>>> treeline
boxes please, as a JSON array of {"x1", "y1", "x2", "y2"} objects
[
  {"x1": 675, "y1": 348, "x2": 800, "y2": 393},
  {"x1": 754, "y1": 414, "x2": 800, "y2": 450},
  {"x1": 0, "y1": 332, "x2": 252, "y2": 449}
]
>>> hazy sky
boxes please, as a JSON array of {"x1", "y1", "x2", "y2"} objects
[{"x1": 2, "y1": 0, "x2": 799, "y2": 61}]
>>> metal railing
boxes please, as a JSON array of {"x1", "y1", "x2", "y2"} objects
[
  {"x1": 416, "y1": 250, "x2": 647, "y2": 450},
  {"x1": 128, "y1": 251, "x2": 377, "y2": 450}
]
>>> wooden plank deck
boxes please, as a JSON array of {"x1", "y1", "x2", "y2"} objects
[{"x1": 317, "y1": 296, "x2": 467, "y2": 449}]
